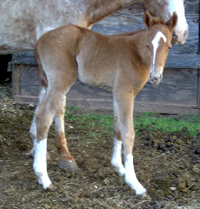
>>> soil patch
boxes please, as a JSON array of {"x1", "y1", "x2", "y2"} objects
[{"x1": 0, "y1": 83, "x2": 200, "y2": 209}]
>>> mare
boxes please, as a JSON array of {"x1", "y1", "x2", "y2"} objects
[
  {"x1": 0, "y1": 0, "x2": 187, "y2": 55},
  {"x1": 31, "y1": 11, "x2": 177, "y2": 195}
]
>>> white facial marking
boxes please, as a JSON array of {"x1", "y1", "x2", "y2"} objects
[
  {"x1": 125, "y1": 154, "x2": 147, "y2": 195},
  {"x1": 151, "y1": 31, "x2": 167, "y2": 73},
  {"x1": 33, "y1": 139, "x2": 52, "y2": 189},
  {"x1": 111, "y1": 138, "x2": 125, "y2": 177}
]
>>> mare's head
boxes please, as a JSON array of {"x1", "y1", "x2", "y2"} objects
[
  {"x1": 144, "y1": 0, "x2": 188, "y2": 44},
  {"x1": 144, "y1": 11, "x2": 177, "y2": 87}
]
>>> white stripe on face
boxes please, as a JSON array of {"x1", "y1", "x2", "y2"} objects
[{"x1": 151, "y1": 31, "x2": 167, "y2": 73}]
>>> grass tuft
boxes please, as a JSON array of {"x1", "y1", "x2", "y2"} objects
[{"x1": 65, "y1": 106, "x2": 200, "y2": 138}]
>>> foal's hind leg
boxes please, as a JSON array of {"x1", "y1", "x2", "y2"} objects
[
  {"x1": 54, "y1": 95, "x2": 78, "y2": 170},
  {"x1": 33, "y1": 89, "x2": 68, "y2": 190},
  {"x1": 30, "y1": 88, "x2": 50, "y2": 158}
]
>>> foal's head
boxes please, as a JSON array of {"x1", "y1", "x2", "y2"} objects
[{"x1": 144, "y1": 11, "x2": 177, "y2": 87}]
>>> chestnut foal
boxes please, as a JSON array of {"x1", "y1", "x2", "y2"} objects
[{"x1": 30, "y1": 11, "x2": 177, "y2": 195}]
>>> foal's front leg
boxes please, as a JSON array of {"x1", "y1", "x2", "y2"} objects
[
  {"x1": 54, "y1": 95, "x2": 78, "y2": 171},
  {"x1": 112, "y1": 94, "x2": 147, "y2": 196},
  {"x1": 111, "y1": 112, "x2": 125, "y2": 177}
]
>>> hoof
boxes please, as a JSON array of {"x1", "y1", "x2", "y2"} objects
[
  {"x1": 137, "y1": 191, "x2": 147, "y2": 197},
  {"x1": 58, "y1": 159, "x2": 78, "y2": 171},
  {"x1": 46, "y1": 184, "x2": 56, "y2": 191}
]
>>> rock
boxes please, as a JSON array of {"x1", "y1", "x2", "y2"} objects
[
  {"x1": 165, "y1": 138, "x2": 174, "y2": 143},
  {"x1": 192, "y1": 165, "x2": 200, "y2": 174},
  {"x1": 157, "y1": 143, "x2": 166, "y2": 151},
  {"x1": 144, "y1": 142, "x2": 150, "y2": 146},
  {"x1": 182, "y1": 127, "x2": 188, "y2": 132},
  {"x1": 169, "y1": 186, "x2": 177, "y2": 191},
  {"x1": 178, "y1": 177, "x2": 187, "y2": 191},
  {"x1": 194, "y1": 149, "x2": 200, "y2": 154},
  {"x1": 191, "y1": 183, "x2": 199, "y2": 191}
]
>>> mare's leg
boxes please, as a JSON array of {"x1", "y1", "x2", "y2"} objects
[
  {"x1": 113, "y1": 93, "x2": 146, "y2": 196},
  {"x1": 54, "y1": 96, "x2": 78, "y2": 170}
]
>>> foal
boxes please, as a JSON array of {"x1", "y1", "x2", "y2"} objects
[{"x1": 30, "y1": 11, "x2": 177, "y2": 195}]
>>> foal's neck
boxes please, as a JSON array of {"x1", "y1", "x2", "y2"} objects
[{"x1": 128, "y1": 29, "x2": 152, "y2": 69}]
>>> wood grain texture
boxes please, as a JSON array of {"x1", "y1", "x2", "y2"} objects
[
  {"x1": 11, "y1": 64, "x2": 21, "y2": 96},
  {"x1": 11, "y1": 0, "x2": 200, "y2": 114},
  {"x1": 12, "y1": 1, "x2": 199, "y2": 68},
  {"x1": 20, "y1": 65, "x2": 41, "y2": 96},
  {"x1": 18, "y1": 64, "x2": 199, "y2": 107}
]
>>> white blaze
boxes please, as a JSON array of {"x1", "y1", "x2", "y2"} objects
[{"x1": 151, "y1": 31, "x2": 167, "y2": 72}]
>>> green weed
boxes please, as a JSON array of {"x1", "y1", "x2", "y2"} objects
[{"x1": 65, "y1": 107, "x2": 200, "y2": 138}]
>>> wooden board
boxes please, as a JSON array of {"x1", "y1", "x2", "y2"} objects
[
  {"x1": 11, "y1": 63, "x2": 199, "y2": 114},
  {"x1": 10, "y1": 0, "x2": 200, "y2": 114}
]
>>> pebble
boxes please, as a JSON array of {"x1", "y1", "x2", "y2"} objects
[
  {"x1": 194, "y1": 149, "x2": 200, "y2": 154},
  {"x1": 191, "y1": 183, "x2": 199, "y2": 191},
  {"x1": 192, "y1": 165, "x2": 200, "y2": 174},
  {"x1": 165, "y1": 138, "x2": 174, "y2": 143},
  {"x1": 157, "y1": 143, "x2": 168, "y2": 152},
  {"x1": 169, "y1": 186, "x2": 177, "y2": 191},
  {"x1": 182, "y1": 127, "x2": 188, "y2": 132},
  {"x1": 157, "y1": 143, "x2": 165, "y2": 150}
]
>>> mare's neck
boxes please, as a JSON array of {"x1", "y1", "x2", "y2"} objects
[{"x1": 86, "y1": 0, "x2": 140, "y2": 26}]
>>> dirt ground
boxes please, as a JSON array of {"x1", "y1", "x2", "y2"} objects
[{"x1": 0, "y1": 83, "x2": 200, "y2": 209}]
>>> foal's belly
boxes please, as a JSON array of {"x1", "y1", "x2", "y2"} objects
[{"x1": 76, "y1": 56, "x2": 114, "y2": 90}]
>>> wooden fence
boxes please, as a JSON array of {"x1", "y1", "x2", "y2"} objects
[{"x1": 10, "y1": 0, "x2": 200, "y2": 114}]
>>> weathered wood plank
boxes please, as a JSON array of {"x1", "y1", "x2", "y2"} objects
[
  {"x1": 11, "y1": 64, "x2": 21, "y2": 96},
  {"x1": 19, "y1": 64, "x2": 198, "y2": 107},
  {"x1": 184, "y1": 0, "x2": 199, "y2": 15},
  {"x1": 11, "y1": 0, "x2": 200, "y2": 115},
  {"x1": 198, "y1": 69, "x2": 200, "y2": 108},
  {"x1": 11, "y1": 0, "x2": 198, "y2": 67},
  {"x1": 137, "y1": 69, "x2": 198, "y2": 106},
  {"x1": 20, "y1": 65, "x2": 41, "y2": 96},
  {"x1": 13, "y1": 95, "x2": 200, "y2": 115},
  {"x1": 12, "y1": 7, "x2": 198, "y2": 68}
]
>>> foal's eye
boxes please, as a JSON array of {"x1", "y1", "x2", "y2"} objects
[
  {"x1": 147, "y1": 45, "x2": 150, "y2": 50},
  {"x1": 168, "y1": 46, "x2": 171, "y2": 50}
]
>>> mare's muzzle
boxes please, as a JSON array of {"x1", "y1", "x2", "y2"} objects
[{"x1": 172, "y1": 27, "x2": 189, "y2": 45}]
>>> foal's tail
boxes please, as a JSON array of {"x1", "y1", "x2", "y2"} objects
[{"x1": 34, "y1": 44, "x2": 48, "y2": 87}]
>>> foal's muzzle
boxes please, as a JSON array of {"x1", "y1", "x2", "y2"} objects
[{"x1": 150, "y1": 73, "x2": 163, "y2": 88}]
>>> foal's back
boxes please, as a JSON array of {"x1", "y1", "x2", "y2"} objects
[{"x1": 36, "y1": 24, "x2": 146, "y2": 89}]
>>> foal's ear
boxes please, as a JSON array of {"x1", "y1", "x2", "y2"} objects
[
  {"x1": 144, "y1": 10, "x2": 154, "y2": 28},
  {"x1": 166, "y1": 12, "x2": 178, "y2": 31}
]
